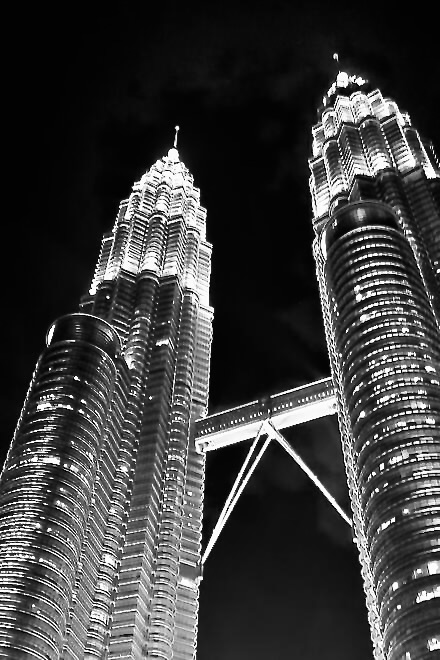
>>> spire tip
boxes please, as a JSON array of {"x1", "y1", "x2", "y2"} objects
[
  {"x1": 167, "y1": 126, "x2": 180, "y2": 161},
  {"x1": 174, "y1": 125, "x2": 180, "y2": 149}
]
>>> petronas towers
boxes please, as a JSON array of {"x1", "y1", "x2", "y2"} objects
[{"x1": 1, "y1": 72, "x2": 439, "y2": 660}]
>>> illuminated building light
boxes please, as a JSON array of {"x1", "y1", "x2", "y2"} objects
[
  {"x1": 428, "y1": 637, "x2": 440, "y2": 651},
  {"x1": 415, "y1": 587, "x2": 440, "y2": 603}
]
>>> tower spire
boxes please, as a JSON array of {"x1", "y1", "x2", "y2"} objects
[
  {"x1": 167, "y1": 126, "x2": 180, "y2": 161},
  {"x1": 323, "y1": 54, "x2": 368, "y2": 106},
  {"x1": 332, "y1": 52, "x2": 342, "y2": 77}
]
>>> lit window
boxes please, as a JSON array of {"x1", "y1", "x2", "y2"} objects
[
  {"x1": 416, "y1": 587, "x2": 440, "y2": 603},
  {"x1": 428, "y1": 637, "x2": 440, "y2": 651}
]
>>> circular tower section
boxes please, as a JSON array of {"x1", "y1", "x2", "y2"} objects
[
  {"x1": 0, "y1": 314, "x2": 120, "y2": 660},
  {"x1": 323, "y1": 202, "x2": 440, "y2": 659}
]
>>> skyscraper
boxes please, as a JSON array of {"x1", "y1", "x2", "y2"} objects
[
  {"x1": 309, "y1": 71, "x2": 440, "y2": 659},
  {"x1": 2, "y1": 68, "x2": 440, "y2": 660},
  {"x1": 0, "y1": 145, "x2": 213, "y2": 660}
]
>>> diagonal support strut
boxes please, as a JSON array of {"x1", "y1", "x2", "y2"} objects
[
  {"x1": 267, "y1": 421, "x2": 352, "y2": 527},
  {"x1": 202, "y1": 422, "x2": 271, "y2": 565},
  {"x1": 201, "y1": 420, "x2": 352, "y2": 565}
]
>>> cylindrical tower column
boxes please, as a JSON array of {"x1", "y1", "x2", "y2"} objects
[
  {"x1": 322, "y1": 202, "x2": 440, "y2": 660},
  {"x1": 0, "y1": 314, "x2": 120, "y2": 660}
]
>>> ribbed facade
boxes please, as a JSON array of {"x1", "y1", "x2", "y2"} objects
[
  {"x1": 311, "y1": 73, "x2": 440, "y2": 659},
  {"x1": 0, "y1": 146, "x2": 213, "y2": 660}
]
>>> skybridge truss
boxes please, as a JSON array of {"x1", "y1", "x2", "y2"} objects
[{"x1": 194, "y1": 377, "x2": 352, "y2": 564}]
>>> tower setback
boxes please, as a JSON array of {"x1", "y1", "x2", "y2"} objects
[
  {"x1": 310, "y1": 72, "x2": 440, "y2": 659},
  {"x1": 0, "y1": 147, "x2": 213, "y2": 660}
]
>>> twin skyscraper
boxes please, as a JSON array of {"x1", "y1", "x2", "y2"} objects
[{"x1": 1, "y1": 71, "x2": 439, "y2": 659}]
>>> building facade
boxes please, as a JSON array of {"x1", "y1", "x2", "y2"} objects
[
  {"x1": 0, "y1": 146, "x2": 213, "y2": 660},
  {"x1": 309, "y1": 72, "x2": 440, "y2": 659}
]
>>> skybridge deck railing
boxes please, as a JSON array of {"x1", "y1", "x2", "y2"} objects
[{"x1": 195, "y1": 376, "x2": 337, "y2": 452}]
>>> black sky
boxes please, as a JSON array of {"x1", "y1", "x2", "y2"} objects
[{"x1": 3, "y1": 2, "x2": 439, "y2": 658}]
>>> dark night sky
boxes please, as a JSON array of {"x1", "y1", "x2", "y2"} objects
[{"x1": 3, "y1": 2, "x2": 439, "y2": 658}]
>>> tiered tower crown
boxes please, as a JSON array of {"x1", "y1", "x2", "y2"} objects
[{"x1": 323, "y1": 70, "x2": 369, "y2": 107}]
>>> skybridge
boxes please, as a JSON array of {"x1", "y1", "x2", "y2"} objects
[
  {"x1": 195, "y1": 376, "x2": 337, "y2": 453},
  {"x1": 194, "y1": 377, "x2": 351, "y2": 565}
]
